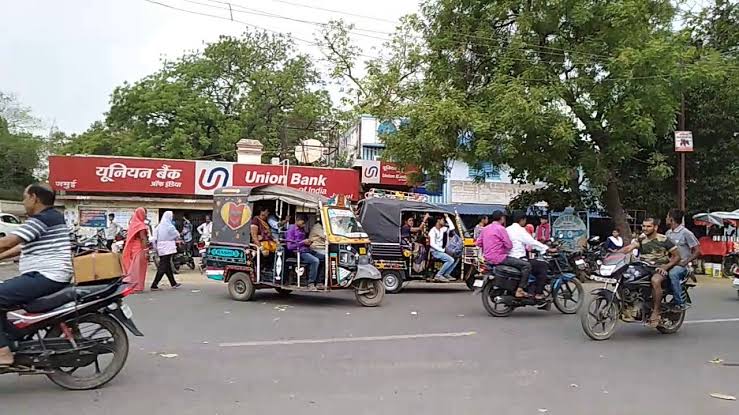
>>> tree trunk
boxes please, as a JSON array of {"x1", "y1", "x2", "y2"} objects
[{"x1": 605, "y1": 177, "x2": 632, "y2": 241}]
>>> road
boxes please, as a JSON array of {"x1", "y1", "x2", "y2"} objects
[{"x1": 1, "y1": 263, "x2": 739, "y2": 414}]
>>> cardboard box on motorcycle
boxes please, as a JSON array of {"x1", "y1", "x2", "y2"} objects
[{"x1": 73, "y1": 251, "x2": 123, "y2": 284}]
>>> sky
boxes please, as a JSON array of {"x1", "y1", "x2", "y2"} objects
[{"x1": 0, "y1": 0, "x2": 421, "y2": 134}]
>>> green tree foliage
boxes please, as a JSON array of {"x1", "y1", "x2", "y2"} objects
[
  {"x1": 0, "y1": 93, "x2": 43, "y2": 200},
  {"x1": 65, "y1": 31, "x2": 334, "y2": 161},
  {"x1": 324, "y1": 0, "x2": 734, "y2": 236}
]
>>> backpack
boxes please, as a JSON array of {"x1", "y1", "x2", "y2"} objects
[{"x1": 445, "y1": 231, "x2": 463, "y2": 258}]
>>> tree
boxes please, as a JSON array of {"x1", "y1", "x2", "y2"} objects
[
  {"x1": 65, "y1": 31, "x2": 334, "y2": 162},
  {"x1": 324, "y1": 0, "x2": 730, "y2": 237},
  {"x1": 0, "y1": 118, "x2": 41, "y2": 200}
]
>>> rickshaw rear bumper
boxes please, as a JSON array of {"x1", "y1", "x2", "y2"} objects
[{"x1": 353, "y1": 264, "x2": 382, "y2": 281}]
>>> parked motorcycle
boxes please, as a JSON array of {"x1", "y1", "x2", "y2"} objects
[
  {"x1": 70, "y1": 228, "x2": 107, "y2": 255},
  {"x1": 0, "y1": 278, "x2": 143, "y2": 390},
  {"x1": 472, "y1": 252, "x2": 584, "y2": 317},
  {"x1": 581, "y1": 254, "x2": 694, "y2": 340}
]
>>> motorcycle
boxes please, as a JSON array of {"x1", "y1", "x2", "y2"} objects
[
  {"x1": 472, "y1": 252, "x2": 585, "y2": 317},
  {"x1": 153, "y1": 240, "x2": 195, "y2": 272},
  {"x1": 728, "y1": 251, "x2": 739, "y2": 298},
  {"x1": 581, "y1": 254, "x2": 694, "y2": 341},
  {"x1": 70, "y1": 228, "x2": 107, "y2": 255},
  {"x1": 0, "y1": 278, "x2": 143, "y2": 390},
  {"x1": 567, "y1": 236, "x2": 606, "y2": 281},
  {"x1": 197, "y1": 237, "x2": 210, "y2": 272}
]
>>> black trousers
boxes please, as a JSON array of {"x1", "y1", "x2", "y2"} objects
[
  {"x1": 152, "y1": 254, "x2": 178, "y2": 288},
  {"x1": 0, "y1": 272, "x2": 68, "y2": 348},
  {"x1": 500, "y1": 256, "x2": 532, "y2": 290},
  {"x1": 529, "y1": 259, "x2": 549, "y2": 294},
  {"x1": 106, "y1": 239, "x2": 114, "y2": 250}
]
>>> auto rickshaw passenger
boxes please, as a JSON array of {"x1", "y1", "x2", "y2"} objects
[
  {"x1": 401, "y1": 213, "x2": 429, "y2": 245},
  {"x1": 286, "y1": 215, "x2": 325, "y2": 290},
  {"x1": 251, "y1": 207, "x2": 277, "y2": 264}
]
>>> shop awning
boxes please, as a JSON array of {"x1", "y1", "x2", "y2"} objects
[{"x1": 438, "y1": 203, "x2": 506, "y2": 216}]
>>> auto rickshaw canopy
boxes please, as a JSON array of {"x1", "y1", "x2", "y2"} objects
[{"x1": 357, "y1": 197, "x2": 453, "y2": 243}]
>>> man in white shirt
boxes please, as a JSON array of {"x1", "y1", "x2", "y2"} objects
[
  {"x1": 197, "y1": 215, "x2": 213, "y2": 241},
  {"x1": 507, "y1": 212, "x2": 551, "y2": 300},
  {"x1": 428, "y1": 214, "x2": 457, "y2": 282},
  {"x1": 105, "y1": 213, "x2": 122, "y2": 250}
]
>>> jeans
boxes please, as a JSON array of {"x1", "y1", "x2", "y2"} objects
[
  {"x1": 0, "y1": 272, "x2": 68, "y2": 348},
  {"x1": 300, "y1": 251, "x2": 325, "y2": 284},
  {"x1": 431, "y1": 250, "x2": 458, "y2": 277},
  {"x1": 500, "y1": 256, "x2": 532, "y2": 290},
  {"x1": 668, "y1": 266, "x2": 688, "y2": 305}
]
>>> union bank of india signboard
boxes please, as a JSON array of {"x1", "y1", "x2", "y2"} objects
[{"x1": 49, "y1": 155, "x2": 361, "y2": 200}]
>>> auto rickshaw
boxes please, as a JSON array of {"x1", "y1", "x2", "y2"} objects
[
  {"x1": 357, "y1": 192, "x2": 482, "y2": 293},
  {"x1": 204, "y1": 186, "x2": 385, "y2": 307}
]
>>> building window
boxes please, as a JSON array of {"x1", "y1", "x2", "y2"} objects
[{"x1": 468, "y1": 163, "x2": 500, "y2": 181}]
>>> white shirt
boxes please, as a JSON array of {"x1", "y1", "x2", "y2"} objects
[
  {"x1": 197, "y1": 222, "x2": 213, "y2": 240},
  {"x1": 506, "y1": 223, "x2": 549, "y2": 259},
  {"x1": 428, "y1": 217, "x2": 455, "y2": 252},
  {"x1": 105, "y1": 219, "x2": 121, "y2": 240}
]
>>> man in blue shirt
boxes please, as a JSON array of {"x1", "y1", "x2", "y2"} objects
[
  {"x1": 285, "y1": 216, "x2": 324, "y2": 290},
  {"x1": 0, "y1": 184, "x2": 72, "y2": 365}
]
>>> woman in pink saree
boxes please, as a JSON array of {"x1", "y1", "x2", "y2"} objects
[{"x1": 122, "y1": 208, "x2": 149, "y2": 293}]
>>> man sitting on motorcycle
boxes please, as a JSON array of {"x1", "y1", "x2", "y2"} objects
[
  {"x1": 507, "y1": 212, "x2": 551, "y2": 300},
  {"x1": 477, "y1": 211, "x2": 530, "y2": 298},
  {"x1": 0, "y1": 184, "x2": 72, "y2": 365},
  {"x1": 620, "y1": 217, "x2": 681, "y2": 327}
]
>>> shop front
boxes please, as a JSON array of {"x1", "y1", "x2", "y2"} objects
[{"x1": 49, "y1": 155, "x2": 360, "y2": 236}]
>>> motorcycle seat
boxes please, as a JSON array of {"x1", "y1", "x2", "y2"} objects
[
  {"x1": 23, "y1": 283, "x2": 115, "y2": 313},
  {"x1": 493, "y1": 265, "x2": 523, "y2": 279}
]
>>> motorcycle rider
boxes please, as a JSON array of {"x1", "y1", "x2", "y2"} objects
[
  {"x1": 507, "y1": 212, "x2": 551, "y2": 300},
  {"x1": 477, "y1": 211, "x2": 528, "y2": 298},
  {"x1": 620, "y1": 217, "x2": 681, "y2": 327},
  {"x1": 0, "y1": 184, "x2": 72, "y2": 365},
  {"x1": 665, "y1": 209, "x2": 699, "y2": 311}
]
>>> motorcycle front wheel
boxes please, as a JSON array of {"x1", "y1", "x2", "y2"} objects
[
  {"x1": 581, "y1": 296, "x2": 619, "y2": 341},
  {"x1": 45, "y1": 313, "x2": 129, "y2": 390}
]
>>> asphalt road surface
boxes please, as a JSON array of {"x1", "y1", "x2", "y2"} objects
[{"x1": 1, "y1": 264, "x2": 739, "y2": 415}]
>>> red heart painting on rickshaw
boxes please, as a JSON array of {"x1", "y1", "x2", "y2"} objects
[{"x1": 220, "y1": 202, "x2": 251, "y2": 230}]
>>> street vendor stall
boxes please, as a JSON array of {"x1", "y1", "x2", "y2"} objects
[{"x1": 693, "y1": 210, "x2": 739, "y2": 277}]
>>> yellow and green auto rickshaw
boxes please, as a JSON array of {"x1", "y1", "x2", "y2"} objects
[{"x1": 204, "y1": 186, "x2": 384, "y2": 307}]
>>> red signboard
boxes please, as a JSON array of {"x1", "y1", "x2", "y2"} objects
[
  {"x1": 49, "y1": 156, "x2": 195, "y2": 195},
  {"x1": 232, "y1": 164, "x2": 359, "y2": 200},
  {"x1": 380, "y1": 162, "x2": 416, "y2": 186},
  {"x1": 49, "y1": 156, "x2": 360, "y2": 200}
]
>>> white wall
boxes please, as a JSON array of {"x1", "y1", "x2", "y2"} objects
[{"x1": 447, "y1": 160, "x2": 513, "y2": 183}]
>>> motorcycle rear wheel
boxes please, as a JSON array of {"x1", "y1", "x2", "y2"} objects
[
  {"x1": 481, "y1": 284, "x2": 514, "y2": 317},
  {"x1": 581, "y1": 296, "x2": 619, "y2": 341},
  {"x1": 46, "y1": 313, "x2": 129, "y2": 390}
]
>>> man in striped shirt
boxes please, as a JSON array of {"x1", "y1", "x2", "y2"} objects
[{"x1": 0, "y1": 184, "x2": 72, "y2": 365}]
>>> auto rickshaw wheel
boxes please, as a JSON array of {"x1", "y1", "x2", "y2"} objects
[
  {"x1": 228, "y1": 272, "x2": 256, "y2": 301},
  {"x1": 381, "y1": 271, "x2": 404, "y2": 294},
  {"x1": 354, "y1": 279, "x2": 385, "y2": 307}
]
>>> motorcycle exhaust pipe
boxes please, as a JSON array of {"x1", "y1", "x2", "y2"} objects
[{"x1": 495, "y1": 295, "x2": 515, "y2": 305}]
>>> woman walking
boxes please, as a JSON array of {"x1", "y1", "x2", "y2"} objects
[
  {"x1": 151, "y1": 211, "x2": 181, "y2": 290},
  {"x1": 121, "y1": 207, "x2": 149, "y2": 293}
]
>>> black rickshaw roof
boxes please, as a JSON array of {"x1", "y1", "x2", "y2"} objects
[
  {"x1": 214, "y1": 185, "x2": 327, "y2": 210},
  {"x1": 358, "y1": 197, "x2": 453, "y2": 243}
]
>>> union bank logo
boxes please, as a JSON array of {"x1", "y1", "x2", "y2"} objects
[{"x1": 196, "y1": 161, "x2": 233, "y2": 194}]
